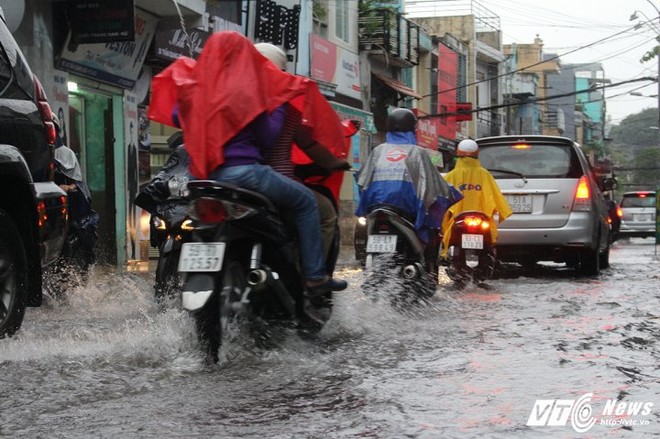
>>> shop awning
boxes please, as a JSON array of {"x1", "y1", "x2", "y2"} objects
[{"x1": 372, "y1": 72, "x2": 423, "y2": 100}]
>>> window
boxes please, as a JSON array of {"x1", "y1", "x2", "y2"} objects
[
  {"x1": 330, "y1": 0, "x2": 356, "y2": 48},
  {"x1": 620, "y1": 194, "x2": 656, "y2": 208},
  {"x1": 335, "y1": 1, "x2": 349, "y2": 42},
  {"x1": 457, "y1": 53, "x2": 467, "y2": 102},
  {"x1": 480, "y1": 144, "x2": 576, "y2": 178}
]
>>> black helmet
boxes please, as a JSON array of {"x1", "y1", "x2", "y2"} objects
[{"x1": 387, "y1": 108, "x2": 417, "y2": 132}]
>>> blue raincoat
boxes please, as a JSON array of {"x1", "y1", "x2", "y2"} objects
[{"x1": 356, "y1": 132, "x2": 461, "y2": 243}]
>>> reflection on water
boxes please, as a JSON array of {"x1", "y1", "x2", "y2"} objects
[{"x1": 1, "y1": 241, "x2": 659, "y2": 438}]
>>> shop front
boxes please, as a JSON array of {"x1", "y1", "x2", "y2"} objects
[{"x1": 55, "y1": 7, "x2": 158, "y2": 265}]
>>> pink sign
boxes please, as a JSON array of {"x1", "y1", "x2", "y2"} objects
[
  {"x1": 310, "y1": 34, "x2": 337, "y2": 83},
  {"x1": 310, "y1": 34, "x2": 361, "y2": 99}
]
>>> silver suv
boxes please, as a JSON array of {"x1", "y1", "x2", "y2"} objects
[
  {"x1": 476, "y1": 135, "x2": 616, "y2": 275},
  {"x1": 618, "y1": 191, "x2": 656, "y2": 239}
]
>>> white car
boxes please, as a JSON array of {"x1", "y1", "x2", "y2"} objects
[{"x1": 618, "y1": 191, "x2": 656, "y2": 239}]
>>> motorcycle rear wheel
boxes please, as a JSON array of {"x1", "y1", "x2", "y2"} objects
[{"x1": 195, "y1": 259, "x2": 247, "y2": 364}]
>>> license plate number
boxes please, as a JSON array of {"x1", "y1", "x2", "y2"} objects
[
  {"x1": 462, "y1": 234, "x2": 484, "y2": 249},
  {"x1": 178, "y1": 243, "x2": 226, "y2": 272},
  {"x1": 366, "y1": 234, "x2": 397, "y2": 253},
  {"x1": 633, "y1": 214, "x2": 649, "y2": 222},
  {"x1": 506, "y1": 194, "x2": 532, "y2": 213}
]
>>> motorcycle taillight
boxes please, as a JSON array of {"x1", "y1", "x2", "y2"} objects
[
  {"x1": 193, "y1": 197, "x2": 227, "y2": 224},
  {"x1": 462, "y1": 215, "x2": 490, "y2": 232}
]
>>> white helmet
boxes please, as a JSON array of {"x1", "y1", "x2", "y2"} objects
[
  {"x1": 457, "y1": 139, "x2": 479, "y2": 157},
  {"x1": 254, "y1": 43, "x2": 287, "y2": 71}
]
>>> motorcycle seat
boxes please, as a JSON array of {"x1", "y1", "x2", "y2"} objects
[
  {"x1": 187, "y1": 180, "x2": 279, "y2": 214},
  {"x1": 366, "y1": 203, "x2": 416, "y2": 224}
]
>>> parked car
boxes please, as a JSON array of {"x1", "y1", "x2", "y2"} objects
[
  {"x1": 476, "y1": 135, "x2": 616, "y2": 276},
  {"x1": 618, "y1": 191, "x2": 656, "y2": 239},
  {"x1": 0, "y1": 12, "x2": 68, "y2": 337}
]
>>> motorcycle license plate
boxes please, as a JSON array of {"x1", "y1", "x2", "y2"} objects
[
  {"x1": 366, "y1": 234, "x2": 397, "y2": 253},
  {"x1": 461, "y1": 234, "x2": 484, "y2": 249},
  {"x1": 178, "y1": 243, "x2": 226, "y2": 272}
]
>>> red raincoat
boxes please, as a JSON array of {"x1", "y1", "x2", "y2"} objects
[{"x1": 148, "y1": 31, "x2": 345, "y2": 179}]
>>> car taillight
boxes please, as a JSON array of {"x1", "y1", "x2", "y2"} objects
[
  {"x1": 33, "y1": 76, "x2": 56, "y2": 146},
  {"x1": 37, "y1": 200, "x2": 47, "y2": 228},
  {"x1": 193, "y1": 197, "x2": 227, "y2": 224},
  {"x1": 572, "y1": 176, "x2": 591, "y2": 212},
  {"x1": 616, "y1": 207, "x2": 623, "y2": 218}
]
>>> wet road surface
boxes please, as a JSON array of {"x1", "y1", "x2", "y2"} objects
[{"x1": 1, "y1": 240, "x2": 658, "y2": 438}]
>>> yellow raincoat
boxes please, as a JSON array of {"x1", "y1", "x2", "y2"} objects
[{"x1": 441, "y1": 157, "x2": 513, "y2": 257}]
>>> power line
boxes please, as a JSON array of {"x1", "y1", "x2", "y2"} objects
[
  {"x1": 420, "y1": 19, "x2": 657, "y2": 100},
  {"x1": 418, "y1": 77, "x2": 658, "y2": 119}
]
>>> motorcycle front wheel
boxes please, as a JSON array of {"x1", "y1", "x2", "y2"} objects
[{"x1": 154, "y1": 249, "x2": 181, "y2": 305}]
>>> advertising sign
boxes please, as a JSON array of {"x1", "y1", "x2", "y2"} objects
[
  {"x1": 310, "y1": 34, "x2": 361, "y2": 100},
  {"x1": 51, "y1": 70, "x2": 70, "y2": 145},
  {"x1": 58, "y1": 8, "x2": 158, "y2": 89},
  {"x1": 437, "y1": 42, "x2": 458, "y2": 140},
  {"x1": 68, "y1": 0, "x2": 135, "y2": 44},
  {"x1": 153, "y1": 28, "x2": 211, "y2": 61},
  {"x1": 124, "y1": 92, "x2": 139, "y2": 260}
]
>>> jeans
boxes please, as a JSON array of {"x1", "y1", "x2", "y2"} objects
[{"x1": 209, "y1": 164, "x2": 326, "y2": 280}]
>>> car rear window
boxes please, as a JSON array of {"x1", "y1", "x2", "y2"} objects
[
  {"x1": 479, "y1": 143, "x2": 581, "y2": 178},
  {"x1": 620, "y1": 194, "x2": 656, "y2": 208}
]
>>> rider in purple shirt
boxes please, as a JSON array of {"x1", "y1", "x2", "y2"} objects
[{"x1": 208, "y1": 106, "x2": 348, "y2": 297}]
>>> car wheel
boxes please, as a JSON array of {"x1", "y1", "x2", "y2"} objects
[
  {"x1": 578, "y1": 235, "x2": 601, "y2": 276},
  {"x1": 599, "y1": 240, "x2": 610, "y2": 269},
  {"x1": 0, "y1": 210, "x2": 28, "y2": 338}
]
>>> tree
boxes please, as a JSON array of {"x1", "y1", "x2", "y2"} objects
[
  {"x1": 633, "y1": 147, "x2": 660, "y2": 190},
  {"x1": 609, "y1": 108, "x2": 659, "y2": 149},
  {"x1": 608, "y1": 107, "x2": 659, "y2": 193}
]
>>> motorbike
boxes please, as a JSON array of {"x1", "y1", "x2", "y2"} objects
[
  {"x1": 444, "y1": 211, "x2": 495, "y2": 289},
  {"x1": 149, "y1": 177, "x2": 194, "y2": 302},
  {"x1": 360, "y1": 204, "x2": 439, "y2": 306},
  {"x1": 179, "y1": 180, "x2": 337, "y2": 363},
  {"x1": 135, "y1": 132, "x2": 193, "y2": 303}
]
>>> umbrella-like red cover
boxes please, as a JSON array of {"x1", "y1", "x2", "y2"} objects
[{"x1": 148, "y1": 31, "x2": 344, "y2": 179}]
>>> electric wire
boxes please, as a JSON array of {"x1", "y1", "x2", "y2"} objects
[{"x1": 422, "y1": 19, "x2": 658, "y2": 99}]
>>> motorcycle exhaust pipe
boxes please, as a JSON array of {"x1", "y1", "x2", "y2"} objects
[
  {"x1": 247, "y1": 269, "x2": 268, "y2": 286},
  {"x1": 402, "y1": 262, "x2": 424, "y2": 279}
]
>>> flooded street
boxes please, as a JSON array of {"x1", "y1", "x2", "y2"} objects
[{"x1": 1, "y1": 240, "x2": 659, "y2": 438}]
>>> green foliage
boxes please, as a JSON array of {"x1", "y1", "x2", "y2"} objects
[
  {"x1": 640, "y1": 36, "x2": 659, "y2": 63},
  {"x1": 359, "y1": 0, "x2": 399, "y2": 14},
  {"x1": 609, "y1": 108, "x2": 659, "y2": 148},
  {"x1": 583, "y1": 140, "x2": 606, "y2": 158},
  {"x1": 312, "y1": 0, "x2": 327, "y2": 22},
  {"x1": 633, "y1": 147, "x2": 660, "y2": 190},
  {"x1": 609, "y1": 107, "x2": 660, "y2": 192}
]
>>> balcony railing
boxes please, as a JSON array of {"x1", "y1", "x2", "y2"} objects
[{"x1": 358, "y1": 9, "x2": 420, "y2": 66}]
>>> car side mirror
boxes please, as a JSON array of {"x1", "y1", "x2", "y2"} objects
[{"x1": 600, "y1": 176, "x2": 617, "y2": 191}]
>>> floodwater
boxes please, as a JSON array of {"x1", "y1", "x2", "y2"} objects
[{"x1": 1, "y1": 240, "x2": 658, "y2": 438}]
